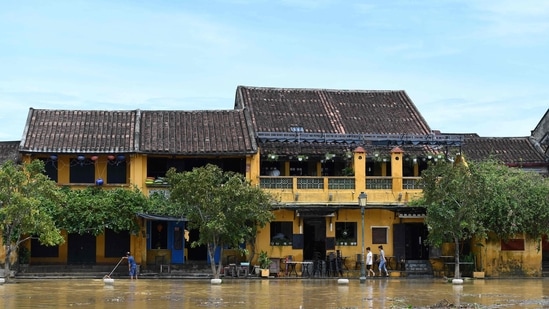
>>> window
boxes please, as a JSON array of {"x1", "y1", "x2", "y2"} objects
[
  {"x1": 69, "y1": 158, "x2": 95, "y2": 183},
  {"x1": 107, "y1": 158, "x2": 127, "y2": 184},
  {"x1": 270, "y1": 221, "x2": 293, "y2": 246},
  {"x1": 335, "y1": 222, "x2": 357, "y2": 245},
  {"x1": 40, "y1": 158, "x2": 58, "y2": 182},
  {"x1": 501, "y1": 239, "x2": 524, "y2": 251},
  {"x1": 372, "y1": 226, "x2": 388, "y2": 244},
  {"x1": 151, "y1": 221, "x2": 168, "y2": 249},
  {"x1": 31, "y1": 237, "x2": 58, "y2": 258}
]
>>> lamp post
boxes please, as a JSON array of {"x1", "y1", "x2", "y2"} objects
[{"x1": 358, "y1": 191, "x2": 367, "y2": 283}]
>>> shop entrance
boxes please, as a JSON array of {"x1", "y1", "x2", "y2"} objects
[
  {"x1": 393, "y1": 223, "x2": 429, "y2": 261},
  {"x1": 303, "y1": 217, "x2": 327, "y2": 260},
  {"x1": 67, "y1": 233, "x2": 96, "y2": 264}
]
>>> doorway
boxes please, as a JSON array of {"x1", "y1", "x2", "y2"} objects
[
  {"x1": 186, "y1": 228, "x2": 208, "y2": 262},
  {"x1": 67, "y1": 233, "x2": 96, "y2": 264},
  {"x1": 393, "y1": 223, "x2": 429, "y2": 260},
  {"x1": 303, "y1": 218, "x2": 327, "y2": 260}
]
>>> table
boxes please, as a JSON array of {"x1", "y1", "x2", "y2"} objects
[
  {"x1": 282, "y1": 261, "x2": 313, "y2": 277},
  {"x1": 283, "y1": 261, "x2": 298, "y2": 277}
]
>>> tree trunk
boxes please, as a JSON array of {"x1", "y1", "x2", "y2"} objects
[
  {"x1": 3, "y1": 244, "x2": 13, "y2": 282},
  {"x1": 454, "y1": 237, "x2": 461, "y2": 279},
  {"x1": 207, "y1": 243, "x2": 221, "y2": 279}
]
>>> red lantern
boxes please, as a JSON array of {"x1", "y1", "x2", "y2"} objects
[
  {"x1": 91, "y1": 155, "x2": 98, "y2": 161},
  {"x1": 107, "y1": 155, "x2": 115, "y2": 161}
]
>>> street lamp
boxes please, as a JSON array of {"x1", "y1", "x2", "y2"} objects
[{"x1": 358, "y1": 191, "x2": 367, "y2": 283}]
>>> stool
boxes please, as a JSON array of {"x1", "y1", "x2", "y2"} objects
[
  {"x1": 238, "y1": 265, "x2": 249, "y2": 278},
  {"x1": 160, "y1": 264, "x2": 171, "y2": 273},
  {"x1": 155, "y1": 256, "x2": 171, "y2": 273}
]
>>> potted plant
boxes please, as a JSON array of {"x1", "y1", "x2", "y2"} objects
[{"x1": 258, "y1": 250, "x2": 271, "y2": 278}]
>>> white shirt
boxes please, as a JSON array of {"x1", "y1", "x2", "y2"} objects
[{"x1": 366, "y1": 251, "x2": 373, "y2": 265}]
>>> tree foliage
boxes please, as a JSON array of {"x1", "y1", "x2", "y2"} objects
[
  {"x1": 60, "y1": 186, "x2": 150, "y2": 235},
  {"x1": 165, "y1": 164, "x2": 276, "y2": 279},
  {"x1": 413, "y1": 158, "x2": 549, "y2": 278},
  {"x1": 0, "y1": 160, "x2": 65, "y2": 280},
  {"x1": 471, "y1": 161, "x2": 549, "y2": 240}
]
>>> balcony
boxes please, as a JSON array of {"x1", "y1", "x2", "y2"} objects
[{"x1": 259, "y1": 176, "x2": 423, "y2": 204}]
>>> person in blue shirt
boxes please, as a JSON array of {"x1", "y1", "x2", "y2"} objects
[{"x1": 124, "y1": 252, "x2": 138, "y2": 280}]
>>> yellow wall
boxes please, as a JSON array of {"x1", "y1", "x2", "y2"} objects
[
  {"x1": 484, "y1": 234, "x2": 542, "y2": 277},
  {"x1": 252, "y1": 208, "x2": 399, "y2": 265}
]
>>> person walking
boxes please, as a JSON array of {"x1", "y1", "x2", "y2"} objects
[
  {"x1": 366, "y1": 247, "x2": 375, "y2": 277},
  {"x1": 124, "y1": 252, "x2": 138, "y2": 280},
  {"x1": 378, "y1": 245, "x2": 389, "y2": 277}
]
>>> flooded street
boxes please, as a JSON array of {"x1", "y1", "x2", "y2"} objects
[{"x1": 1, "y1": 278, "x2": 549, "y2": 308}]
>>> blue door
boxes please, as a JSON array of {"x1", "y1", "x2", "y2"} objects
[{"x1": 168, "y1": 221, "x2": 186, "y2": 264}]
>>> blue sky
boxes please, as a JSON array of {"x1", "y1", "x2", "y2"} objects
[{"x1": 1, "y1": 0, "x2": 548, "y2": 141}]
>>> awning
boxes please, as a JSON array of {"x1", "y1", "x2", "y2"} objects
[
  {"x1": 137, "y1": 213, "x2": 188, "y2": 222},
  {"x1": 295, "y1": 207, "x2": 339, "y2": 217}
]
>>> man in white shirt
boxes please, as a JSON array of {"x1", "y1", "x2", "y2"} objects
[{"x1": 366, "y1": 247, "x2": 375, "y2": 277}]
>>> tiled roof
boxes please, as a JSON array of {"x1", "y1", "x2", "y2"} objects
[
  {"x1": 139, "y1": 110, "x2": 256, "y2": 155},
  {"x1": 0, "y1": 141, "x2": 22, "y2": 164},
  {"x1": 235, "y1": 86, "x2": 432, "y2": 135},
  {"x1": 235, "y1": 86, "x2": 437, "y2": 156},
  {"x1": 462, "y1": 136, "x2": 547, "y2": 166},
  {"x1": 19, "y1": 108, "x2": 256, "y2": 155},
  {"x1": 20, "y1": 109, "x2": 138, "y2": 153}
]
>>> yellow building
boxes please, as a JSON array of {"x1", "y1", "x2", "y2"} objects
[{"x1": 6, "y1": 87, "x2": 548, "y2": 277}]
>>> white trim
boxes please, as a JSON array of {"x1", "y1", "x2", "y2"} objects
[{"x1": 370, "y1": 225, "x2": 390, "y2": 229}]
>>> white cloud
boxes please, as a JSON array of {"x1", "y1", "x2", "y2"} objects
[{"x1": 470, "y1": 0, "x2": 549, "y2": 44}]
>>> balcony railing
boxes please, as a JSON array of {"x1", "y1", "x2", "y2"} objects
[
  {"x1": 328, "y1": 177, "x2": 355, "y2": 190},
  {"x1": 297, "y1": 177, "x2": 324, "y2": 189},
  {"x1": 259, "y1": 176, "x2": 423, "y2": 192},
  {"x1": 403, "y1": 177, "x2": 423, "y2": 190},
  {"x1": 365, "y1": 177, "x2": 392, "y2": 190},
  {"x1": 260, "y1": 177, "x2": 293, "y2": 189},
  {"x1": 260, "y1": 176, "x2": 357, "y2": 190}
]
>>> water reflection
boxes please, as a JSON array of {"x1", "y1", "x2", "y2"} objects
[{"x1": 1, "y1": 278, "x2": 549, "y2": 308}]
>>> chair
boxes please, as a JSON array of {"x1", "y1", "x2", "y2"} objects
[
  {"x1": 312, "y1": 252, "x2": 324, "y2": 277},
  {"x1": 237, "y1": 262, "x2": 250, "y2": 278},
  {"x1": 355, "y1": 253, "x2": 364, "y2": 270},
  {"x1": 327, "y1": 252, "x2": 340, "y2": 277}
]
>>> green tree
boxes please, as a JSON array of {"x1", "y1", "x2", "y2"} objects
[
  {"x1": 165, "y1": 164, "x2": 275, "y2": 279},
  {"x1": 413, "y1": 159, "x2": 484, "y2": 279},
  {"x1": 471, "y1": 161, "x2": 549, "y2": 241},
  {"x1": 0, "y1": 160, "x2": 65, "y2": 281},
  {"x1": 60, "y1": 186, "x2": 150, "y2": 235},
  {"x1": 414, "y1": 158, "x2": 549, "y2": 279}
]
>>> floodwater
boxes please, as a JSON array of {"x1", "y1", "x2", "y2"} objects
[{"x1": 1, "y1": 278, "x2": 549, "y2": 308}]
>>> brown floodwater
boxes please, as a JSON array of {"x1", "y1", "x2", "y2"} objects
[{"x1": 1, "y1": 278, "x2": 548, "y2": 308}]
